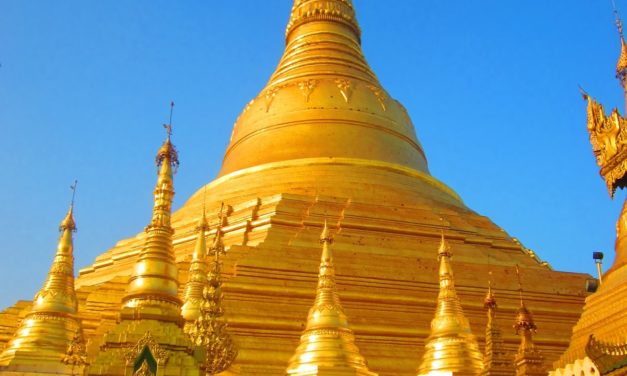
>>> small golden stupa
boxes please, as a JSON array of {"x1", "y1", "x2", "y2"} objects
[
  {"x1": 417, "y1": 234, "x2": 484, "y2": 376},
  {"x1": 0, "y1": 201, "x2": 86, "y2": 375},
  {"x1": 0, "y1": 1, "x2": 593, "y2": 374},
  {"x1": 87, "y1": 128, "x2": 201, "y2": 375},
  {"x1": 286, "y1": 222, "x2": 376, "y2": 376}
]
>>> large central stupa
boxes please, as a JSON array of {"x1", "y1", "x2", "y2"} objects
[{"x1": 0, "y1": 1, "x2": 590, "y2": 375}]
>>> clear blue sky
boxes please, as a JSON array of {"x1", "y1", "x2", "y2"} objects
[{"x1": 0, "y1": 1, "x2": 624, "y2": 309}]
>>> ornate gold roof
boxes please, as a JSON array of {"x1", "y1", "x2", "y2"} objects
[
  {"x1": 417, "y1": 234, "x2": 484, "y2": 376},
  {"x1": 286, "y1": 222, "x2": 377, "y2": 375}
]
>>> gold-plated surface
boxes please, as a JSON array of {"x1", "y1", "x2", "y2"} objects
[
  {"x1": 219, "y1": 0, "x2": 429, "y2": 177},
  {"x1": 182, "y1": 209, "x2": 210, "y2": 329},
  {"x1": 188, "y1": 207, "x2": 238, "y2": 376},
  {"x1": 0, "y1": 205, "x2": 84, "y2": 374},
  {"x1": 286, "y1": 222, "x2": 376, "y2": 376},
  {"x1": 417, "y1": 234, "x2": 484, "y2": 376},
  {"x1": 0, "y1": 1, "x2": 594, "y2": 375},
  {"x1": 481, "y1": 286, "x2": 514, "y2": 376},
  {"x1": 87, "y1": 132, "x2": 200, "y2": 376}
]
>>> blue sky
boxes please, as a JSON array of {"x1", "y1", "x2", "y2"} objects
[{"x1": 0, "y1": 1, "x2": 624, "y2": 309}]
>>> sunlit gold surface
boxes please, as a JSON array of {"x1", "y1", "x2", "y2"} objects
[
  {"x1": 286, "y1": 222, "x2": 376, "y2": 376},
  {"x1": 417, "y1": 234, "x2": 484, "y2": 376},
  {"x1": 481, "y1": 287, "x2": 514, "y2": 376},
  {"x1": 87, "y1": 134, "x2": 200, "y2": 376},
  {"x1": 219, "y1": 0, "x2": 429, "y2": 177},
  {"x1": 0, "y1": 1, "x2": 592, "y2": 375},
  {"x1": 0, "y1": 206, "x2": 85, "y2": 374}
]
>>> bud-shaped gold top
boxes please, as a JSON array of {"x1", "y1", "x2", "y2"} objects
[
  {"x1": 417, "y1": 234, "x2": 483, "y2": 376},
  {"x1": 286, "y1": 222, "x2": 377, "y2": 375}
]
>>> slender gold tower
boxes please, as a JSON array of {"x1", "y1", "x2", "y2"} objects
[
  {"x1": 88, "y1": 126, "x2": 200, "y2": 376},
  {"x1": 482, "y1": 285, "x2": 514, "y2": 376},
  {"x1": 286, "y1": 222, "x2": 377, "y2": 376},
  {"x1": 0, "y1": 202, "x2": 86, "y2": 374},
  {"x1": 417, "y1": 234, "x2": 484, "y2": 376},
  {"x1": 182, "y1": 209, "x2": 210, "y2": 333},
  {"x1": 513, "y1": 302, "x2": 545, "y2": 376}
]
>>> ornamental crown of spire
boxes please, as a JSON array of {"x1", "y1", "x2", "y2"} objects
[{"x1": 285, "y1": 0, "x2": 361, "y2": 42}]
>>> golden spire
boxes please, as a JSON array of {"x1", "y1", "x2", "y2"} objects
[
  {"x1": 481, "y1": 281, "x2": 513, "y2": 376},
  {"x1": 188, "y1": 203, "x2": 238, "y2": 376},
  {"x1": 121, "y1": 103, "x2": 182, "y2": 321},
  {"x1": 0, "y1": 184, "x2": 86, "y2": 373},
  {"x1": 512, "y1": 266, "x2": 545, "y2": 376},
  {"x1": 614, "y1": 1, "x2": 627, "y2": 86},
  {"x1": 417, "y1": 233, "x2": 484, "y2": 376},
  {"x1": 181, "y1": 203, "x2": 210, "y2": 329},
  {"x1": 286, "y1": 221, "x2": 377, "y2": 376}
]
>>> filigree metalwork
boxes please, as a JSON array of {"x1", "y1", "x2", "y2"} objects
[
  {"x1": 298, "y1": 79, "x2": 318, "y2": 102},
  {"x1": 61, "y1": 328, "x2": 88, "y2": 371},
  {"x1": 584, "y1": 93, "x2": 627, "y2": 197},
  {"x1": 335, "y1": 79, "x2": 353, "y2": 103},
  {"x1": 188, "y1": 212, "x2": 237, "y2": 376},
  {"x1": 124, "y1": 332, "x2": 169, "y2": 366}
]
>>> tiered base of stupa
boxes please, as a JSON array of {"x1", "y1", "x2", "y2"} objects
[{"x1": 0, "y1": 160, "x2": 591, "y2": 375}]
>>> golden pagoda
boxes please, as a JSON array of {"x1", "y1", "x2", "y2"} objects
[
  {"x1": 550, "y1": 6, "x2": 627, "y2": 376},
  {"x1": 482, "y1": 285, "x2": 514, "y2": 376},
  {"x1": 417, "y1": 234, "x2": 484, "y2": 376},
  {"x1": 0, "y1": 1, "x2": 593, "y2": 375},
  {"x1": 286, "y1": 222, "x2": 376, "y2": 376},
  {"x1": 0, "y1": 200, "x2": 86, "y2": 375},
  {"x1": 87, "y1": 126, "x2": 201, "y2": 375}
]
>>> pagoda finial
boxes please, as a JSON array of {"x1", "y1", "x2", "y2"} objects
[
  {"x1": 417, "y1": 233, "x2": 484, "y2": 376},
  {"x1": 188, "y1": 203, "x2": 238, "y2": 376},
  {"x1": 285, "y1": 0, "x2": 361, "y2": 44},
  {"x1": 121, "y1": 119, "x2": 182, "y2": 321},
  {"x1": 157, "y1": 101, "x2": 179, "y2": 169},
  {"x1": 613, "y1": 1, "x2": 627, "y2": 87},
  {"x1": 285, "y1": 223, "x2": 377, "y2": 376},
  {"x1": 0, "y1": 192, "x2": 84, "y2": 372},
  {"x1": 182, "y1": 196, "x2": 211, "y2": 329},
  {"x1": 512, "y1": 265, "x2": 545, "y2": 376}
]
